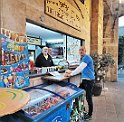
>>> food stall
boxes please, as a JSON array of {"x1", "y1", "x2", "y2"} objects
[
  {"x1": 0, "y1": 82, "x2": 85, "y2": 122},
  {"x1": 0, "y1": 29, "x2": 85, "y2": 122}
]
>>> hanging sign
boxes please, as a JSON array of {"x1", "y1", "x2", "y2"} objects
[
  {"x1": 27, "y1": 37, "x2": 41, "y2": 45},
  {"x1": 45, "y1": 0, "x2": 82, "y2": 31}
]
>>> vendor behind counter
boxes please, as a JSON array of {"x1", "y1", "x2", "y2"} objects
[{"x1": 35, "y1": 47, "x2": 54, "y2": 67}]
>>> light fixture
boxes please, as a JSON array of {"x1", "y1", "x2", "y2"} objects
[
  {"x1": 119, "y1": 0, "x2": 124, "y2": 3},
  {"x1": 47, "y1": 39, "x2": 63, "y2": 43}
]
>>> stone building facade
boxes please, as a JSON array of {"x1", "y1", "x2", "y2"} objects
[{"x1": 0, "y1": 0, "x2": 118, "y2": 81}]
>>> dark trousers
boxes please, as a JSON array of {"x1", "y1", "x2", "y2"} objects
[{"x1": 79, "y1": 79, "x2": 94, "y2": 116}]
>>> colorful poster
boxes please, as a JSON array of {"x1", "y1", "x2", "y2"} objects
[
  {"x1": 0, "y1": 28, "x2": 30, "y2": 88},
  {"x1": 67, "y1": 36, "x2": 81, "y2": 63}
]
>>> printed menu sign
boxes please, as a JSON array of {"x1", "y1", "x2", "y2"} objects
[
  {"x1": 0, "y1": 28, "x2": 30, "y2": 89},
  {"x1": 45, "y1": 0, "x2": 82, "y2": 31}
]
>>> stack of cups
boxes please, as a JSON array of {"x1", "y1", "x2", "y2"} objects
[
  {"x1": 47, "y1": 66, "x2": 56, "y2": 72},
  {"x1": 42, "y1": 67, "x2": 47, "y2": 74}
]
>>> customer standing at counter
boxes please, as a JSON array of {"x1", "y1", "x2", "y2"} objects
[
  {"x1": 35, "y1": 47, "x2": 54, "y2": 67},
  {"x1": 64, "y1": 46, "x2": 95, "y2": 120}
]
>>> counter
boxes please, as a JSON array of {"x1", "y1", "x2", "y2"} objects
[
  {"x1": 29, "y1": 65, "x2": 81, "y2": 88},
  {"x1": 29, "y1": 69, "x2": 66, "y2": 78}
]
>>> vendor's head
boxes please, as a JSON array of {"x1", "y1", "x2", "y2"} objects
[
  {"x1": 42, "y1": 47, "x2": 48, "y2": 55},
  {"x1": 79, "y1": 46, "x2": 86, "y2": 56},
  {"x1": 48, "y1": 48, "x2": 52, "y2": 56}
]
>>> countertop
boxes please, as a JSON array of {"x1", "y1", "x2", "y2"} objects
[
  {"x1": 41, "y1": 72, "x2": 69, "y2": 82},
  {"x1": 29, "y1": 64, "x2": 80, "y2": 82},
  {"x1": 29, "y1": 69, "x2": 66, "y2": 78}
]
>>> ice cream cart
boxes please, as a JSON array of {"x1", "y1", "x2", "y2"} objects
[
  {"x1": 0, "y1": 82, "x2": 85, "y2": 122},
  {"x1": 0, "y1": 28, "x2": 85, "y2": 122}
]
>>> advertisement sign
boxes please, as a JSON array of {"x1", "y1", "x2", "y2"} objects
[
  {"x1": 0, "y1": 28, "x2": 30, "y2": 88},
  {"x1": 45, "y1": 0, "x2": 82, "y2": 31}
]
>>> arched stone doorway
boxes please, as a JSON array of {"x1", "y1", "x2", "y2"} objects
[
  {"x1": 118, "y1": 16, "x2": 124, "y2": 80},
  {"x1": 103, "y1": 0, "x2": 124, "y2": 81}
]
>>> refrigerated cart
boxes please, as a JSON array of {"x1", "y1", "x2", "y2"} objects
[{"x1": 0, "y1": 81, "x2": 85, "y2": 122}]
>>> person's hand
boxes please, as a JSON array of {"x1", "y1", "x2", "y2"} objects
[
  {"x1": 64, "y1": 70, "x2": 72, "y2": 77},
  {"x1": 64, "y1": 73, "x2": 71, "y2": 77},
  {"x1": 65, "y1": 69, "x2": 72, "y2": 74}
]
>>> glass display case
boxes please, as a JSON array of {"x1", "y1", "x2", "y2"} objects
[
  {"x1": 0, "y1": 82, "x2": 85, "y2": 122},
  {"x1": 42, "y1": 83, "x2": 77, "y2": 98},
  {"x1": 23, "y1": 89, "x2": 63, "y2": 118}
]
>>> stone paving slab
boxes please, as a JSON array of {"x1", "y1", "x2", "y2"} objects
[{"x1": 84, "y1": 78, "x2": 124, "y2": 122}]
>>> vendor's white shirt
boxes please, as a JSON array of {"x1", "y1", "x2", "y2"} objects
[{"x1": 71, "y1": 62, "x2": 87, "y2": 76}]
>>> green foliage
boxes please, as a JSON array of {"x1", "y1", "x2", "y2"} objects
[
  {"x1": 118, "y1": 36, "x2": 124, "y2": 65},
  {"x1": 91, "y1": 53, "x2": 115, "y2": 82},
  {"x1": 70, "y1": 95, "x2": 84, "y2": 122}
]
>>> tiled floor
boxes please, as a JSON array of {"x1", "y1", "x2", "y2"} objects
[{"x1": 85, "y1": 77, "x2": 124, "y2": 122}]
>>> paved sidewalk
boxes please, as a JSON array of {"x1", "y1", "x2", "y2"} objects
[{"x1": 85, "y1": 78, "x2": 124, "y2": 122}]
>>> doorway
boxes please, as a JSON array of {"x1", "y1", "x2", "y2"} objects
[{"x1": 118, "y1": 16, "x2": 124, "y2": 80}]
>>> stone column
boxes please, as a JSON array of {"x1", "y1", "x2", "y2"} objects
[
  {"x1": 103, "y1": 2, "x2": 118, "y2": 81},
  {"x1": 90, "y1": 0, "x2": 103, "y2": 54},
  {"x1": 1, "y1": 0, "x2": 26, "y2": 33},
  {"x1": 0, "y1": 0, "x2": 26, "y2": 65}
]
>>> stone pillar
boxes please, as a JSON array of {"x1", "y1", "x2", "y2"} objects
[
  {"x1": 90, "y1": 0, "x2": 103, "y2": 54},
  {"x1": 103, "y1": 2, "x2": 118, "y2": 81},
  {"x1": 1, "y1": 0, "x2": 26, "y2": 33},
  {"x1": 0, "y1": 0, "x2": 26, "y2": 65}
]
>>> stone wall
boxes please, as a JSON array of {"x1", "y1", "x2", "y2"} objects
[
  {"x1": 91, "y1": 0, "x2": 103, "y2": 54},
  {"x1": 0, "y1": 0, "x2": 92, "y2": 54},
  {"x1": 1, "y1": 0, "x2": 117, "y2": 81}
]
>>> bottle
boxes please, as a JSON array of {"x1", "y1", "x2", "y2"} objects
[{"x1": 4, "y1": 76, "x2": 9, "y2": 87}]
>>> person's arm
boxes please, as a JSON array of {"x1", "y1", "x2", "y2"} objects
[{"x1": 71, "y1": 62, "x2": 87, "y2": 76}]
